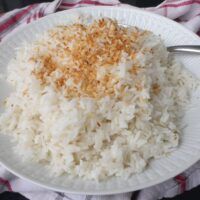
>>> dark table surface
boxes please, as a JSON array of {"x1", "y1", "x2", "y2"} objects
[
  {"x1": 0, "y1": 0, "x2": 199, "y2": 199},
  {"x1": 0, "y1": 0, "x2": 164, "y2": 11}
]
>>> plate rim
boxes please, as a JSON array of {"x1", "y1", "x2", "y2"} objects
[
  {"x1": 1, "y1": 6, "x2": 200, "y2": 45},
  {"x1": 0, "y1": 6, "x2": 200, "y2": 195}
]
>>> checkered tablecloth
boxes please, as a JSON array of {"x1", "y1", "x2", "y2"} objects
[{"x1": 0, "y1": 1, "x2": 200, "y2": 200}]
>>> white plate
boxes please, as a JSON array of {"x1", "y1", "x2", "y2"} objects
[{"x1": 0, "y1": 6, "x2": 200, "y2": 195}]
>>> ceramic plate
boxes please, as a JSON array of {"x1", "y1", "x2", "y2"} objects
[{"x1": 0, "y1": 6, "x2": 200, "y2": 195}]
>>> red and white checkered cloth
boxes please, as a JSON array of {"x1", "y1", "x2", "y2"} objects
[{"x1": 0, "y1": 0, "x2": 200, "y2": 200}]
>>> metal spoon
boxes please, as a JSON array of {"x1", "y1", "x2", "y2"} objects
[{"x1": 167, "y1": 45, "x2": 200, "y2": 54}]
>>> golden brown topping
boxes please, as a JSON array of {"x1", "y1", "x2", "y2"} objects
[
  {"x1": 152, "y1": 83, "x2": 161, "y2": 95},
  {"x1": 129, "y1": 65, "x2": 140, "y2": 75},
  {"x1": 31, "y1": 18, "x2": 141, "y2": 98},
  {"x1": 135, "y1": 82, "x2": 143, "y2": 91},
  {"x1": 32, "y1": 55, "x2": 57, "y2": 84}
]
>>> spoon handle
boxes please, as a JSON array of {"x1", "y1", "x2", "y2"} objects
[{"x1": 167, "y1": 45, "x2": 200, "y2": 54}]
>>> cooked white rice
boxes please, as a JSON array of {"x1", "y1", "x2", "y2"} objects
[{"x1": 0, "y1": 18, "x2": 197, "y2": 180}]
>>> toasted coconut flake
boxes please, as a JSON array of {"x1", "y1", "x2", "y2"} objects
[{"x1": 31, "y1": 18, "x2": 142, "y2": 98}]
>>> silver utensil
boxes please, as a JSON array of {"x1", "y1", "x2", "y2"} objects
[{"x1": 167, "y1": 45, "x2": 200, "y2": 54}]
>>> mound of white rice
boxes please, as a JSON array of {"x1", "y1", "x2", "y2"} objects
[{"x1": 0, "y1": 18, "x2": 197, "y2": 180}]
